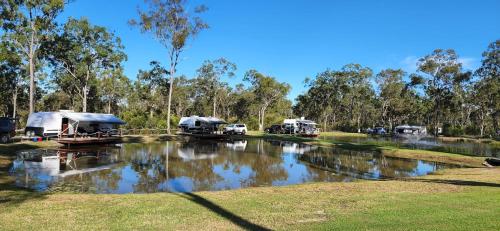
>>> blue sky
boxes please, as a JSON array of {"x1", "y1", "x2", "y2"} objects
[{"x1": 57, "y1": 0, "x2": 500, "y2": 100}]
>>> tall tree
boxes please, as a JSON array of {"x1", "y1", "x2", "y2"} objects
[
  {"x1": 100, "y1": 68, "x2": 131, "y2": 114},
  {"x1": 475, "y1": 40, "x2": 500, "y2": 136},
  {"x1": 244, "y1": 70, "x2": 290, "y2": 131},
  {"x1": 413, "y1": 49, "x2": 469, "y2": 135},
  {"x1": 130, "y1": 0, "x2": 208, "y2": 133},
  {"x1": 0, "y1": 0, "x2": 65, "y2": 114},
  {"x1": 45, "y1": 17, "x2": 126, "y2": 112},
  {"x1": 341, "y1": 64, "x2": 374, "y2": 132},
  {"x1": 0, "y1": 39, "x2": 24, "y2": 118},
  {"x1": 196, "y1": 58, "x2": 236, "y2": 117}
]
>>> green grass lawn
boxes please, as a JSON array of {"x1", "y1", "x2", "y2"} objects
[{"x1": 0, "y1": 137, "x2": 499, "y2": 230}]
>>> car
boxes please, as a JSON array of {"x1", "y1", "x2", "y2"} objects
[
  {"x1": 265, "y1": 124, "x2": 284, "y2": 134},
  {"x1": 224, "y1": 124, "x2": 247, "y2": 135},
  {"x1": 368, "y1": 127, "x2": 386, "y2": 135},
  {"x1": 0, "y1": 117, "x2": 16, "y2": 143}
]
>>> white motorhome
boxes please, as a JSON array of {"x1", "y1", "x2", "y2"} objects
[
  {"x1": 178, "y1": 116, "x2": 227, "y2": 134},
  {"x1": 25, "y1": 111, "x2": 125, "y2": 137}
]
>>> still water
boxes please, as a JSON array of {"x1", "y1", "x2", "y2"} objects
[
  {"x1": 10, "y1": 139, "x2": 449, "y2": 193},
  {"x1": 328, "y1": 136, "x2": 500, "y2": 157}
]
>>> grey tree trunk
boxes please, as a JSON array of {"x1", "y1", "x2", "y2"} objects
[
  {"x1": 82, "y1": 68, "x2": 90, "y2": 113},
  {"x1": 212, "y1": 93, "x2": 217, "y2": 117},
  {"x1": 29, "y1": 50, "x2": 35, "y2": 114},
  {"x1": 166, "y1": 64, "x2": 175, "y2": 134}
]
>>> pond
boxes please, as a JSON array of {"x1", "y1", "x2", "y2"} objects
[
  {"x1": 327, "y1": 136, "x2": 500, "y2": 157},
  {"x1": 9, "y1": 139, "x2": 450, "y2": 193}
]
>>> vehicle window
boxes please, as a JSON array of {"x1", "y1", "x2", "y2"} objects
[{"x1": 236, "y1": 125, "x2": 245, "y2": 127}]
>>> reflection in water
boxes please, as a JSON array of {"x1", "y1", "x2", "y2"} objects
[{"x1": 10, "y1": 139, "x2": 449, "y2": 193}]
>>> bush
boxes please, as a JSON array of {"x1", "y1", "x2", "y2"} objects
[{"x1": 442, "y1": 124, "x2": 464, "y2": 137}]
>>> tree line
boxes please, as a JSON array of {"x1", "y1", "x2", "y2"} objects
[
  {"x1": 0, "y1": 1, "x2": 498, "y2": 136},
  {"x1": 295, "y1": 45, "x2": 499, "y2": 137}
]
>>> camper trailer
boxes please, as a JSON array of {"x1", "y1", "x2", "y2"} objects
[
  {"x1": 178, "y1": 116, "x2": 227, "y2": 134},
  {"x1": 25, "y1": 111, "x2": 125, "y2": 138},
  {"x1": 25, "y1": 112, "x2": 64, "y2": 137},
  {"x1": 394, "y1": 125, "x2": 427, "y2": 139},
  {"x1": 283, "y1": 118, "x2": 320, "y2": 137}
]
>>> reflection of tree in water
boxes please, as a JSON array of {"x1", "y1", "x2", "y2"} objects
[
  {"x1": 121, "y1": 143, "x2": 171, "y2": 192},
  {"x1": 298, "y1": 147, "x2": 419, "y2": 179}
]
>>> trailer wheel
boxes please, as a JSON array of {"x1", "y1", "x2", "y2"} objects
[{"x1": 0, "y1": 134, "x2": 9, "y2": 144}]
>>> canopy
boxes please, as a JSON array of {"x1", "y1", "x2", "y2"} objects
[{"x1": 62, "y1": 112, "x2": 125, "y2": 124}]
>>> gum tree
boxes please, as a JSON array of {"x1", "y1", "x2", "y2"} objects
[
  {"x1": 196, "y1": 58, "x2": 237, "y2": 117},
  {"x1": 130, "y1": 0, "x2": 208, "y2": 133},
  {"x1": 0, "y1": 0, "x2": 65, "y2": 114},
  {"x1": 244, "y1": 70, "x2": 290, "y2": 131}
]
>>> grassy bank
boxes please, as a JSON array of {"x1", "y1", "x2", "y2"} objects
[{"x1": 1, "y1": 166, "x2": 499, "y2": 230}]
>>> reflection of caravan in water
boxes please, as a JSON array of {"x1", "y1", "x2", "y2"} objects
[
  {"x1": 283, "y1": 118, "x2": 320, "y2": 137},
  {"x1": 14, "y1": 148, "x2": 117, "y2": 178},
  {"x1": 177, "y1": 142, "x2": 219, "y2": 160},
  {"x1": 178, "y1": 116, "x2": 227, "y2": 134},
  {"x1": 394, "y1": 125, "x2": 428, "y2": 139},
  {"x1": 282, "y1": 142, "x2": 318, "y2": 154}
]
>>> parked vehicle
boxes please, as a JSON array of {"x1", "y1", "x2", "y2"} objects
[
  {"x1": 367, "y1": 127, "x2": 386, "y2": 135},
  {"x1": 224, "y1": 124, "x2": 247, "y2": 135},
  {"x1": 0, "y1": 117, "x2": 16, "y2": 143},
  {"x1": 25, "y1": 112, "x2": 63, "y2": 137},
  {"x1": 178, "y1": 116, "x2": 227, "y2": 134},
  {"x1": 394, "y1": 125, "x2": 427, "y2": 139},
  {"x1": 283, "y1": 118, "x2": 320, "y2": 137},
  {"x1": 25, "y1": 111, "x2": 125, "y2": 137},
  {"x1": 265, "y1": 124, "x2": 284, "y2": 134}
]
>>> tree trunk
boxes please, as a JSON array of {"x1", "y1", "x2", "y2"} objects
[
  {"x1": 212, "y1": 92, "x2": 217, "y2": 117},
  {"x1": 29, "y1": 51, "x2": 35, "y2": 115},
  {"x1": 107, "y1": 97, "x2": 112, "y2": 114},
  {"x1": 357, "y1": 114, "x2": 361, "y2": 133},
  {"x1": 12, "y1": 84, "x2": 18, "y2": 118},
  {"x1": 82, "y1": 68, "x2": 90, "y2": 113},
  {"x1": 260, "y1": 109, "x2": 265, "y2": 131},
  {"x1": 166, "y1": 64, "x2": 175, "y2": 134}
]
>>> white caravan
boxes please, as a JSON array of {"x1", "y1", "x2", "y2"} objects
[{"x1": 25, "y1": 110, "x2": 125, "y2": 137}]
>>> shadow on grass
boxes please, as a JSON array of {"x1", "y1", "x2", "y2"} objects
[
  {"x1": 399, "y1": 178, "x2": 500, "y2": 188},
  {"x1": 0, "y1": 183, "x2": 47, "y2": 206},
  {"x1": 179, "y1": 192, "x2": 271, "y2": 231},
  {"x1": 376, "y1": 176, "x2": 500, "y2": 188}
]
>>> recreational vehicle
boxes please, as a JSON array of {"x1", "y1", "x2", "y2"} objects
[
  {"x1": 25, "y1": 111, "x2": 125, "y2": 138},
  {"x1": 178, "y1": 116, "x2": 227, "y2": 134},
  {"x1": 283, "y1": 118, "x2": 320, "y2": 137},
  {"x1": 394, "y1": 125, "x2": 427, "y2": 139}
]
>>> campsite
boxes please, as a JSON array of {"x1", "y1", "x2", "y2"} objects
[{"x1": 0, "y1": 0, "x2": 499, "y2": 230}]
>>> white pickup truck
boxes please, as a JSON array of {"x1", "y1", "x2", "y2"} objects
[{"x1": 224, "y1": 124, "x2": 247, "y2": 135}]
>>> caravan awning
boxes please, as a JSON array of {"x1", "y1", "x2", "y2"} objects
[{"x1": 62, "y1": 112, "x2": 126, "y2": 124}]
